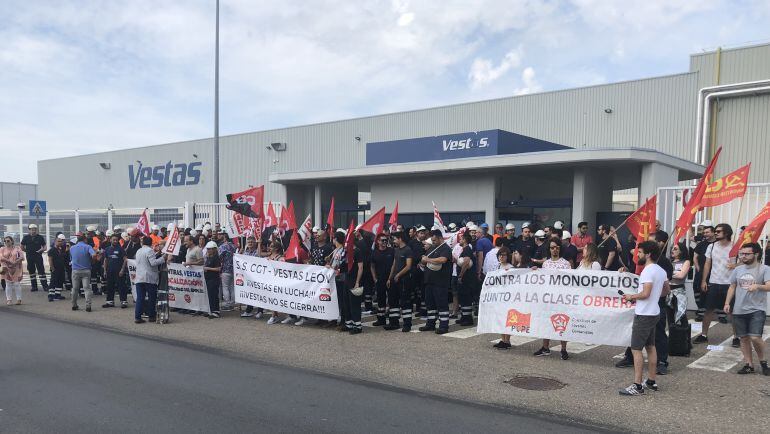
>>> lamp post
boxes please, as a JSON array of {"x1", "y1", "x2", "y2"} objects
[{"x1": 213, "y1": 0, "x2": 220, "y2": 203}]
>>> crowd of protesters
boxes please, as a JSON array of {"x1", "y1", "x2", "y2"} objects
[{"x1": 2, "y1": 217, "x2": 769, "y2": 390}]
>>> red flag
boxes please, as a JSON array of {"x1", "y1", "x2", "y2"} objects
[
  {"x1": 287, "y1": 201, "x2": 296, "y2": 228},
  {"x1": 279, "y1": 204, "x2": 297, "y2": 235},
  {"x1": 729, "y1": 201, "x2": 770, "y2": 257},
  {"x1": 297, "y1": 214, "x2": 313, "y2": 251},
  {"x1": 345, "y1": 220, "x2": 356, "y2": 271},
  {"x1": 225, "y1": 186, "x2": 264, "y2": 219},
  {"x1": 285, "y1": 230, "x2": 302, "y2": 261},
  {"x1": 326, "y1": 197, "x2": 335, "y2": 237},
  {"x1": 264, "y1": 203, "x2": 277, "y2": 228},
  {"x1": 389, "y1": 202, "x2": 399, "y2": 232},
  {"x1": 136, "y1": 209, "x2": 151, "y2": 236},
  {"x1": 625, "y1": 196, "x2": 657, "y2": 274},
  {"x1": 432, "y1": 201, "x2": 444, "y2": 229},
  {"x1": 700, "y1": 163, "x2": 751, "y2": 208},
  {"x1": 359, "y1": 207, "x2": 385, "y2": 236},
  {"x1": 673, "y1": 147, "x2": 722, "y2": 243}
]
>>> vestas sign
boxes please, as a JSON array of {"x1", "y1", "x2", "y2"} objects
[
  {"x1": 128, "y1": 161, "x2": 202, "y2": 189},
  {"x1": 366, "y1": 129, "x2": 569, "y2": 165}
]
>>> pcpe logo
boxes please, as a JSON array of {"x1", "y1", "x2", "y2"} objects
[
  {"x1": 128, "y1": 161, "x2": 202, "y2": 189},
  {"x1": 441, "y1": 137, "x2": 489, "y2": 152}
]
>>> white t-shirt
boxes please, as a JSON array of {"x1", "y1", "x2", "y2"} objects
[
  {"x1": 483, "y1": 247, "x2": 500, "y2": 274},
  {"x1": 577, "y1": 261, "x2": 601, "y2": 270},
  {"x1": 705, "y1": 241, "x2": 734, "y2": 285},
  {"x1": 636, "y1": 263, "x2": 667, "y2": 316}
]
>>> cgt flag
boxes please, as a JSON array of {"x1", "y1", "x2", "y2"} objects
[
  {"x1": 225, "y1": 186, "x2": 264, "y2": 219},
  {"x1": 359, "y1": 206, "x2": 385, "y2": 236},
  {"x1": 673, "y1": 147, "x2": 722, "y2": 243},
  {"x1": 162, "y1": 223, "x2": 181, "y2": 256},
  {"x1": 297, "y1": 214, "x2": 313, "y2": 251},
  {"x1": 326, "y1": 197, "x2": 335, "y2": 237},
  {"x1": 700, "y1": 163, "x2": 751, "y2": 208},
  {"x1": 136, "y1": 209, "x2": 151, "y2": 236},
  {"x1": 729, "y1": 201, "x2": 770, "y2": 258},
  {"x1": 389, "y1": 201, "x2": 399, "y2": 232}
]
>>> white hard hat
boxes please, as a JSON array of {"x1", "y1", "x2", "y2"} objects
[
  {"x1": 535, "y1": 230, "x2": 546, "y2": 238},
  {"x1": 699, "y1": 220, "x2": 713, "y2": 227},
  {"x1": 195, "y1": 225, "x2": 203, "y2": 231},
  {"x1": 505, "y1": 223, "x2": 515, "y2": 231},
  {"x1": 56, "y1": 234, "x2": 66, "y2": 240},
  {"x1": 205, "y1": 241, "x2": 218, "y2": 249},
  {"x1": 28, "y1": 224, "x2": 38, "y2": 229},
  {"x1": 203, "y1": 223, "x2": 212, "y2": 231},
  {"x1": 554, "y1": 221, "x2": 564, "y2": 230},
  {"x1": 113, "y1": 225, "x2": 122, "y2": 231},
  {"x1": 86, "y1": 225, "x2": 97, "y2": 232},
  {"x1": 416, "y1": 225, "x2": 427, "y2": 232},
  {"x1": 151, "y1": 225, "x2": 159, "y2": 231},
  {"x1": 106, "y1": 230, "x2": 114, "y2": 237},
  {"x1": 469, "y1": 225, "x2": 479, "y2": 231},
  {"x1": 522, "y1": 222, "x2": 531, "y2": 229},
  {"x1": 69, "y1": 236, "x2": 78, "y2": 244},
  {"x1": 189, "y1": 230, "x2": 199, "y2": 238},
  {"x1": 336, "y1": 228, "x2": 347, "y2": 235},
  {"x1": 561, "y1": 230, "x2": 571, "y2": 240},
  {"x1": 121, "y1": 233, "x2": 129, "y2": 240},
  {"x1": 312, "y1": 226, "x2": 320, "y2": 233},
  {"x1": 448, "y1": 223, "x2": 457, "y2": 231},
  {"x1": 465, "y1": 221, "x2": 475, "y2": 229}
]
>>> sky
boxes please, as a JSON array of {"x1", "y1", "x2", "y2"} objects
[{"x1": 1, "y1": 0, "x2": 769, "y2": 184}]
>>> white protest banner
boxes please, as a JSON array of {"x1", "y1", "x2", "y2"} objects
[
  {"x1": 233, "y1": 253, "x2": 339, "y2": 320},
  {"x1": 167, "y1": 262, "x2": 210, "y2": 313},
  {"x1": 126, "y1": 260, "x2": 210, "y2": 313},
  {"x1": 477, "y1": 269, "x2": 639, "y2": 347},
  {"x1": 162, "y1": 224, "x2": 181, "y2": 256}
]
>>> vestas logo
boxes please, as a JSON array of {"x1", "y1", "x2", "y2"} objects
[
  {"x1": 128, "y1": 161, "x2": 202, "y2": 189},
  {"x1": 441, "y1": 137, "x2": 489, "y2": 151}
]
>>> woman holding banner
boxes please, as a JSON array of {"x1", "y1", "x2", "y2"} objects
[
  {"x1": 534, "y1": 238, "x2": 571, "y2": 360},
  {"x1": 492, "y1": 247, "x2": 515, "y2": 350},
  {"x1": 577, "y1": 244, "x2": 602, "y2": 270},
  {"x1": 203, "y1": 241, "x2": 221, "y2": 319}
]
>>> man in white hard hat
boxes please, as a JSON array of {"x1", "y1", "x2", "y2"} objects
[
  {"x1": 532, "y1": 229, "x2": 548, "y2": 266},
  {"x1": 47, "y1": 234, "x2": 69, "y2": 301},
  {"x1": 503, "y1": 223, "x2": 517, "y2": 251},
  {"x1": 21, "y1": 223, "x2": 48, "y2": 292},
  {"x1": 561, "y1": 231, "x2": 578, "y2": 268}
]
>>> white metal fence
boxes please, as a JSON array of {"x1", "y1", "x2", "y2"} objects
[
  {"x1": 193, "y1": 202, "x2": 281, "y2": 230},
  {"x1": 657, "y1": 183, "x2": 770, "y2": 250}
]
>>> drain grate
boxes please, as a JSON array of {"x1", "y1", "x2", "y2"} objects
[{"x1": 504, "y1": 374, "x2": 566, "y2": 391}]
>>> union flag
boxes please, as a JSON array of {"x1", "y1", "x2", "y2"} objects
[
  {"x1": 673, "y1": 147, "x2": 722, "y2": 243},
  {"x1": 626, "y1": 196, "x2": 656, "y2": 274},
  {"x1": 225, "y1": 186, "x2": 264, "y2": 219},
  {"x1": 700, "y1": 163, "x2": 750, "y2": 208},
  {"x1": 729, "y1": 201, "x2": 770, "y2": 258}
]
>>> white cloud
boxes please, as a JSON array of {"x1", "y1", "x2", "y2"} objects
[{"x1": 1, "y1": 1, "x2": 769, "y2": 184}]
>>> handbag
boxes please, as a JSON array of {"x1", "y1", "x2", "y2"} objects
[
  {"x1": 424, "y1": 241, "x2": 447, "y2": 271},
  {"x1": 350, "y1": 286, "x2": 364, "y2": 296}
]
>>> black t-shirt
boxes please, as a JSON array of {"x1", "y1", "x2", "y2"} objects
[
  {"x1": 371, "y1": 247, "x2": 394, "y2": 279},
  {"x1": 407, "y1": 239, "x2": 425, "y2": 269},
  {"x1": 310, "y1": 243, "x2": 334, "y2": 266},
  {"x1": 694, "y1": 240, "x2": 711, "y2": 268},
  {"x1": 424, "y1": 243, "x2": 452, "y2": 287},
  {"x1": 533, "y1": 242, "x2": 548, "y2": 261},
  {"x1": 458, "y1": 245, "x2": 477, "y2": 275},
  {"x1": 346, "y1": 248, "x2": 363, "y2": 284},
  {"x1": 561, "y1": 244, "x2": 578, "y2": 267},
  {"x1": 104, "y1": 245, "x2": 126, "y2": 273},
  {"x1": 174, "y1": 244, "x2": 188, "y2": 264},
  {"x1": 598, "y1": 237, "x2": 620, "y2": 271},
  {"x1": 392, "y1": 245, "x2": 413, "y2": 278},
  {"x1": 657, "y1": 256, "x2": 674, "y2": 280},
  {"x1": 21, "y1": 234, "x2": 46, "y2": 256},
  {"x1": 356, "y1": 237, "x2": 373, "y2": 265},
  {"x1": 124, "y1": 241, "x2": 142, "y2": 260},
  {"x1": 517, "y1": 237, "x2": 536, "y2": 257},
  {"x1": 47, "y1": 246, "x2": 69, "y2": 270},
  {"x1": 204, "y1": 254, "x2": 221, "y2": 282}
]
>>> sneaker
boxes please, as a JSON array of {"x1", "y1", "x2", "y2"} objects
[
  {"x1": 435, "y1": 328, "x2": 449, "y2": 335},
  {"x1": 280, "y1": 316, "x2": 293, "y2": 324},
  {"x1": 533, "y1": 347, "x2": 551, "y2": 357},
  {"x1": 102, "y1": 303, "x2": 114, "y2": 308},
  {"x1": 401, "y1": 325, "x2": 411, "y2": 333},
  {"x1": 761, "y1": 362, "x2": 769, "y2": 376},
  {"x1": 561, "y1": 350, "x2": 569, "y2": 360},
  {"x1": 48, "y1": 295, "x2": 54, "y2": 302},
  {"x1": 208, "y1": 312, "x2": 221, "y2": 319},
  {"x1": 656, "y1": 363, "x2": 668, "y2": 375},
  {"x1": 693, "y1": 334, "x2": 708, "y2": 344},
  {"x1": 121, "y1": 302, "x2": 128, "y2": 309},
  {"x1": 240, "y1": 311, "x2": 253, "y2": 318},
  {"x1": 294, "y1": 318, "x2": 306, "y2": 326},
  {"x1": 71, "y1": 306, "x2": 79, "y2": 311},
  {"x1": 383, "y1": 323, "x2": 400, "y2": 331},
  {"x1": 418, "y1": 325, "x2": 436, "y2": 332},
  {"x1": 619, "y1": 384, "x2": 644, "y2": 396},
  {"x1": 615, "y1": 358, "x2": 634, "y2": 368},
  {"x1": 731, "y1": 338, "x2": 741, "y2": 348},
  {"x1": 85, "y1": 306, "x2": 92, "y2": 312},
  {"x1": 254, "y1": 312, "x2": 263, "y2": 319},
  {"x1": 494, "y1": 341, "x2": 512, "y2": 350},
  {"x1": 643, "y1": 379, "x2": 659, "y2": 392},
  {"x1": 737, "y1": 364, "x2": 755, "y2": 374},
  {"x1": 267, "y1": 316, "x2": 279, "y2": 325}
]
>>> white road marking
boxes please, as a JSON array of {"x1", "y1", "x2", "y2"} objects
[
  {"x1": 443, "y1": 327, "x2": 484, "y2": 339},
  {"x1": 687, "y1": 326, "x2": 770, "y2": 372},
  {"x1": 551, "y1": 341, "x2": 600, "y2": 354}
]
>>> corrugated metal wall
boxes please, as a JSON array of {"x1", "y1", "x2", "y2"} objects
[{"x1": 0, "y1": 182, "x2": 38, "y2": 209}]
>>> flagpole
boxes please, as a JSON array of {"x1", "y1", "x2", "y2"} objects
[
  {"x1": 597, "y1": 201, "x2": 641, "y2": 248},
  {"x1": 730, "y1": 194, "x2": 747, "y2": 263}
]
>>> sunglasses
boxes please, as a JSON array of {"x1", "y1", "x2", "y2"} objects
[{"x1": 550, "y1": 246, "x2": 560, "y2": 250}]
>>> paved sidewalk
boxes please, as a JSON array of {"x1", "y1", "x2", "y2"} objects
[{"x1": 4, "y1": 289, "x2": 770, "y2": 433}]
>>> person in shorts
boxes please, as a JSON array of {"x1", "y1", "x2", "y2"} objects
[
  {"x1": 725, "y1": 243, "x2": 770, "y2": 375},
  {"x1": 619, "y1": 241, "x2": 669, "y2": 396},
  {"x1": 695, "y1": 223, "x2": 736, "y2": 345}
]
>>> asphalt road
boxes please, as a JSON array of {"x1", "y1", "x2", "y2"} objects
[{"x1": 0, "y1": 311, "x2": 604, "y2": 433}]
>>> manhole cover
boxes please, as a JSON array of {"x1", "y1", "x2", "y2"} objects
[{"x1": 504, "y1": 374, "x2": 566, "y2": 391}]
